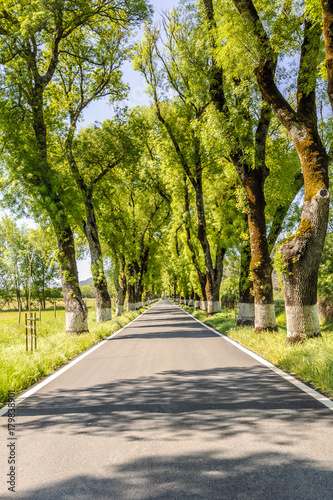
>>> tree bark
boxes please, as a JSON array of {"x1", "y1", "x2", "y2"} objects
[
  {"x1": 115, "y1": 273, "x2": 127, "y2": 316},
  {"x1": 126, "y1": 282, "x2": 135, "y2": 311},
  {"x1": 280, "y1": 187, "x2": 329, "y2": 343},
  {"x1": 241, "y1": 166, "x2": 276, "y2": 331},
  {"x1": 237, "y1": 226, "x2": 255, "y2": 326},
  {"x1": 194, "y1": 175, "x2": 224, "y2": 315},
  {"x1": 183, "y1": 179, "x2": 208, "y2": 307},
  {"x1": 52, "y1": 216, "x2": 88, "y2": 332},
  {"x1": 267, "y1": 172, "x2": 304, "y2": 252},
  {"x1": 83, "y1": 200, "x2": 111, "y2": 322},
  {"x1": 322, "y1": 0, "x2": 333, "y2": 113}
]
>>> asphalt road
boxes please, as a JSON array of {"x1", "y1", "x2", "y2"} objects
[{"x1": 1, "y1": 299, "x2": 333, "y2": 499}]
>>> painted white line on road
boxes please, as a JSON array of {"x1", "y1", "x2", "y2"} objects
[
  {"x1": 176, "y1": 304, "x2": 333, "y2": 410},
  {"x1": 0, "y1": 301, "x2": 161, "y2": 417}
]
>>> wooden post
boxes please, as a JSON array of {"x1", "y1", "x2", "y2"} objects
[
  {"x1": 30, "y1": 314, "x2": 33, "y2": 352},
  {"x1": 34, "y1": 312, "x2": 37, "y2": 349},
  {"x1": 25, "y1": 313, "x2": 28, "y2": 352},
  {"x1": 18, "y1": 302, "x2": 21, "y2": 325},
  {"x1": 39, "y1": 302, "x2": 41, "y2": 322}
]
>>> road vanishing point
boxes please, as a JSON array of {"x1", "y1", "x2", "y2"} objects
[{"x1": 1, "y1": 299, "x2": 333, "y2": 499}]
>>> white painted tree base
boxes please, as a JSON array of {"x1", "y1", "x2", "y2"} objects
[
  {"x1": 200, "y1": 301, "x2": 207, "y2": 311},
  {"x1": 207, "y1": 301, "x2": 221, "y2": 314},
  {"x1": 188, "y1": 299, "x2": 194, "y2": 306},
  {"x1": 286, "y1": 304, "x2": 320, "y2": 341},
  {"x1": 238, "y1": 303, "x2": 255, "y2": 325},
  {"x1": 66, "y1": 312, "x2": 88, "y2": 333},
  {"x1": 127, "y1": 302, "x2": 135, "y2": 311},
  {"x1": 115, "y1": 304, "x2": 124, "y2": 316},
  {"x1": 255, "y1": 303, "x2": 276, "y2": 330},
  {"x1": 96, "y1": 307, "x2": 111, "y2": 322},
  {"x1": 194, "y1": 300, "x2": 200, "y2": 309}
]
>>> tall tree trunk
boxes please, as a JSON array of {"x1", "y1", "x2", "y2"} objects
[
  {"x1": 188, "y1": 288, "x2": 194, "y2": 306},
  {"x1": 205, "y1": 246, "x2": 225, "y2": 315},
  {"x1": 267, "y1": 172, "x2": 304, "y2": 252},
  {"x1": 126, "y1": 283, "x2": 135, "y2": 311},
  {"x1": 52, "y1": 216, "x2": 88, "y2": 332},
  {"x1": 183, "y1": 179, "x2": 208, "y2": 310},
  {"x1": 322, "y1": 0, "x2": 333, "y2": 114},
  {"x1": 134, "y1": 281, "x2": 142, "y2": 309},
  {"x1": 279, "y1": 162, "x2": 329, "y2": 343},
  {"x1": 115, "y1": 272, "x2": 127, "y2": 316},
  {"x1": 195, "y1": 179, "x2": 224, "y2": 315},
  {"x1": 126, "y1": 266, "x2": 136, "y2": 311},
  {"x1": 242, "y1": 168, "x2": 276, "y2": 331},
  {"x1": 237, "y1": 228, "x2": 255, "y2": 326},
  {"x1": 83, "y1": 201, "x2": 111, "y2": 322}
]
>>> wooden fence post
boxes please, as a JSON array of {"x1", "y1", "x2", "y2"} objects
[
  {"x1": 30, "y1": 314, "x2": 33, "y2": 352},
  {"x1": 34, "y1": 312, "x2": 37, "y2": 349},
  {"x1": 25, "y1": 313, "x2": 28, "y2": 352}
]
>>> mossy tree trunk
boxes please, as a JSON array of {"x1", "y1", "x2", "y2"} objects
[
  {"x1": 83, "y1": 199, "x2": 111, "y2": 322},
  {"x1": 52, "y1": 213, "x2": 88, "y2": 333},
  {"x1": 232, "y1": 0, "x2": 330, "y2": 342},
  {"x1": 126, "y1": 281, "x2": 135, "y2": 311},
  {"x1": 322, "y1": 1, "x2": 333, "y2": 114},
  {"x1": 230, "y1": 108, "x2": 277, "y2": 332},
  {"x1": 115, "y1": 274, "x2": 127, "y2": 317},
  {"x1": 237, "y1": 222, "x2": 254, "y2": 326}
]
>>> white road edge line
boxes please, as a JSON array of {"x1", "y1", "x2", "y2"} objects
[
  {"x1": 0, "y1": 300, "x2": 161, "y2": 417},
  {"x1": 175, "y1": 303, "x2": 333, "y2": 410}
]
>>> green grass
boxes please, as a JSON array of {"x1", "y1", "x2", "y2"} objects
[
  {"x1": 0, "y1": 304, "x2": 153, "y2": 406},
  {"x1": 178, "y1": 303, "x2": 333, "y2": 399}
]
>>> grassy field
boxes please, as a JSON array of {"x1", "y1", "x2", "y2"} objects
[
  {"x1": 0, "y1": 301, "x2": 153, "y2": 406},
  {"x1": 176, "y1": 302, "x2": 333, "y2": 400}
]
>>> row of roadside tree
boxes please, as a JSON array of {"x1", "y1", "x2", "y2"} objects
[{"x1": 1, "y1": 0, "x2": 333, "y2": 345}]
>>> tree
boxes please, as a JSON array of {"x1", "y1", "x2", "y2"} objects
[
  {"x1": 230, "y1": 0, "x2": 330, "y2": 343},
  {"x1": 0, "y1": 216, "x2": 30, "y2": 309},
  {"x1": 0, "y1": 217, "x2": 59, "y2": 309},
  {"x1": 56, "y1": 21, "x2": 132, "y2": 322},
  {"x1": 29, "y1": 227, "x2": 60, "y2": 309}
]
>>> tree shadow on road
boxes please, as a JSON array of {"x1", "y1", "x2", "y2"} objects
[
  {"x1": 4, "y1": 450, "x2": 333, "y2": 500},
  {"x1": 15, "y1": 365, "x2": 332, "y2": 441}
]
